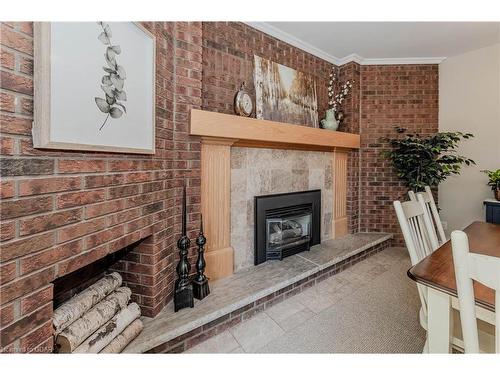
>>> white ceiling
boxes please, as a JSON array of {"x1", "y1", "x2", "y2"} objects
[{"x1": 246, "y1": 22, "x2": 500, "y2": 65}]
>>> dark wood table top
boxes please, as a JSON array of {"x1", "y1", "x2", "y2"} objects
[{"x1": 408, "y1": 221, "x2": 500, "y2": 312}]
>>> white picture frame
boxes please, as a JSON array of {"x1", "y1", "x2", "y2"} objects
[{"x1": 34, "y1": 22, "x2": 156, "y2": 154}]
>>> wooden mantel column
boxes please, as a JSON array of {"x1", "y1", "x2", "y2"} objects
[
  {"x1": 333, "y1": 149, "x2": 349, "y2": 238},
  {"x1": 200, "y1": 137, "x2": 235, "y2": 280}
]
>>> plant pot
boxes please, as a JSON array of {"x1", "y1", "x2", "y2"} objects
[{"x1": 495, "y1": 188, "x2": 500, "y2": 201}]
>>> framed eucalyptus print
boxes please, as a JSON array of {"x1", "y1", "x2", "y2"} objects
[{"x1": 34, "y1": 22, "x2": 156, "y2": 154}]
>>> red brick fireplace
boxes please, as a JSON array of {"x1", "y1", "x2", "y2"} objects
[
  {"x1": 0, "y1": 21, "x2": 438, "y2": 353},
  {"x1": 0, "y1": 21, "x2": 204, "y2": 352}
]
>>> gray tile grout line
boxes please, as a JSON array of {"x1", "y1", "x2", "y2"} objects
[
  {"x1": 229, "y1": 323, "x2": 247, "y2": 353},
  {"x1": 263, "y1": 309, "x2": 291, "y2": 338},
  {"x1": 295, "y1": 253, "x2": 321, "y2": 266},
  {"x1": 231, "y1": 311, "x2": 287, "y2": 354},
  {"x1": 251, "y1": 312, "x2": 286, "y2": 354},
  {"x1": 230, "y1": 346, "x2": 244, "y2": 354},
  {"x1": 274, "y1": 305, "x2": 317, "y2": 334}
]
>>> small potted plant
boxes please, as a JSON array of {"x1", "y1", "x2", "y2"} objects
[{"x1": 481, "y1": 169, "x2": 500, "y2": 201}]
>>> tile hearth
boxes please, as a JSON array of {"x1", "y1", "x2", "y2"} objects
[
  {"x1": 187, "y1": 247, "x2": 425, "y2": 353},
  {"x1": 125, "y1": 232, "x2": 392, "y2": 353}
]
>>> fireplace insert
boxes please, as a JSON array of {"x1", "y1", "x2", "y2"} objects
[{"x1": 254, "y1": 190, "x2": 321, "y2": 265}]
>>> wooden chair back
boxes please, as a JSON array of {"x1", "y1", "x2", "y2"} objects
[
  {"x1": 451, "y1": 230, "x2": 500, "y2": 353},
  {"x1": 408, "y1": 186, "x2": 447, "y2": 245}
]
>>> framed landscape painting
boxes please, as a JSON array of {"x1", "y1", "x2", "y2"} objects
[
  {"x1": 253, "y1": 55, "x2": 318, "y2": 127},
  {"x1": 34, "y1": 22, "x2": 156, "y2": 154}
]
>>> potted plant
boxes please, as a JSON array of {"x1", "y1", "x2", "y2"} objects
[
  {"x1": 382, "y1": 128, "x2": 475, "y2": 192},
  {"x1": 481, "y1": 169, "x2": 500, "y2": 201}
]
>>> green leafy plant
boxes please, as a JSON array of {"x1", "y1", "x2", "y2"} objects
[
  {"x1": 382, "y1": 127, "x2": 475, "y2": 192},
  {"x1": 481, "y1": 169, "x2": 500, "y2": 192},
  {"x1": 95, "y1": 22, "x2": 127, "y2": 131}
]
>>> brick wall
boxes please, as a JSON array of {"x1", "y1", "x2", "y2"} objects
[
  {"x1": 358, "y1": 65, "x2": 439, "y2": 243},
  {"x1": 0, "y1": 20, "x2": 439, "y2": 353},
  {"x1": 202, "y1": 22, "x2": 334, "y2": 120},
  {"x1": 0, "y1": 21, "x2": 203, "y2": 352},
  {"x1": 0, "y1": 20, "x2": 338, "y2": 354}
]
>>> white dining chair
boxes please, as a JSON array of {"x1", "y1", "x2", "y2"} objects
[
  {"x1": 394, "y1": 199, "x2": 440, "y2": 352},
  {"x1": 396, "y1": 200, "x2": 495, "y2": 353},
  {"x1": 407, "y1": 190, "x2": 417, "y2": 201},
  {"x1": 394, "y1": 199, "x2": 439, "y2": 265},
  {"x1": 408, "y1": 186, "x2": 447, "y2": 245},
  {"x1": 451, "y1": 230, "x2": 500, "y2": 353}
]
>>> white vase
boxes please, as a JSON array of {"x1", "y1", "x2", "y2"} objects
[{"x1": 320, "y1": 109, "x2": 339, "y2": 131}]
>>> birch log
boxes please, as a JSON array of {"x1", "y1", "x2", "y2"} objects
[
  {"x1": 99, "y1": 319, "x2": 143, "y2": 353},
  {"x1": 55, "y1": 287, "x2": 131, "y2": 353},
  {"x1": 73, "y1": 303, "x2": 141, "y2": 353},
  {"x1": 53, "y1": 272, "x2": 122, "y2": 334}
]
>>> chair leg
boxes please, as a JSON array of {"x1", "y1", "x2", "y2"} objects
[{"x1": 422, "y1": 337, "x2": 429, "y2": 353}]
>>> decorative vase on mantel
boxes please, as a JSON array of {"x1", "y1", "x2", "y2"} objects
[{"x1": 320, "y1": 108, "x2": 339, "y2": 131}]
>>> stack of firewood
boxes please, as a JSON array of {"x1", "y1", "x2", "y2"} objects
[{"x1": 53, "y1": 272, "x2": 143, "y2": 353}]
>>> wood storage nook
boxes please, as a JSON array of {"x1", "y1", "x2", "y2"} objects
[
  {"x1": 53, "y1": 273, "x2": 123, "y2": 334},
  {"x1": 73, "y1": 303, "x2": 141, "y2": 353},
  {"x1": 53, "y1": 272, "x2": 143, "y2": 353},
  {"x1": 56, "y1": 287, "x2": 131, "y2": 353}
]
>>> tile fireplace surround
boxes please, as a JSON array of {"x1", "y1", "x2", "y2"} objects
[
  {"x1": 190, "y1": 109, "x2": 361, "y2": 280},
  {"x1": 232, "y1": 149, "x2": 331, "y2": 271}
]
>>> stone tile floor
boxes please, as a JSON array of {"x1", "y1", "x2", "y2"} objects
[
  {"x1": 126, "y1": 233, "x2": 391, "y2": 353},
  {"x1": 185, "y1": 247, "x2": 426, "y2": 353}
]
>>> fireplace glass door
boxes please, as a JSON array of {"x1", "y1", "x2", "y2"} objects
[
  {"x1": 254, "y1": 190, "x2": 321, "y2": 265},
  {"x1": 265, "y1": 208, "x2": 312, "y2": 260}
]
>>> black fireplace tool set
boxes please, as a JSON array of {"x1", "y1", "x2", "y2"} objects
[{"x1": 174, "y1": 185, "x2": 210, "y2": 312}]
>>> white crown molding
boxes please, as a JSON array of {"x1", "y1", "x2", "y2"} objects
[
  {"x1": 359, "y1": 56, "x2": 446, "y2": 65},
  {"x1": 244, "y1": 22, "x2": 339, "y2": 64},
  {"x1": 336, "y1": 53, "x2": 364, "y2": 65},
  {"x1": 244, "y1": 22, "x2": 446, "y2": 66}
]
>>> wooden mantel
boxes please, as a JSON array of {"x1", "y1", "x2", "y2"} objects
[
  {"x1": 190, "y1": 109, "x2": 360, "y2": 151},
  {"x1": 190, "y1": 109, "x2": 359, "y2": 281}
]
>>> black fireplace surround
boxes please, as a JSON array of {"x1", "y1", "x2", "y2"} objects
[{"x1": 254, "y1": 190, "x2": 321, "y2": 265}]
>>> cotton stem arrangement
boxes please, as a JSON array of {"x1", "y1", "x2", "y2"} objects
[{"x1": 327, "y1": 67, "x2": 354, "y2": 112}]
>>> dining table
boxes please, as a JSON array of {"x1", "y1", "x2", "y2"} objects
[{"x1": 408, "y1": 221, "x2": 500, "y2": 353}]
